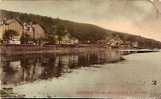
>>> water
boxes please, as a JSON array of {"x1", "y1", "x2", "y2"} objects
[
  {"x1": 0, "y1": 50, "x2": 121, "y2": 87},
  {"x1": 2, "y1": 51, "x2": 161, "y2": 98}
]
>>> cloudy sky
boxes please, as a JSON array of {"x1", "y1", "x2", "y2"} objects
[{"x1": 0, "y1": 0, "x2": 161, "y2": 41}]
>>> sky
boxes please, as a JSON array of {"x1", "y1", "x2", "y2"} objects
[{"x1": 0, "y1": 0, "x2": 161, "y2": 41}]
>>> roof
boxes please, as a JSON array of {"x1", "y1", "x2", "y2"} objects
[
  {"x1": 6, "y1": 18, "x2": 23, "y2": 26},
  {"x1": 37, "y1": 24, "x2": 48, "y2": 34}
]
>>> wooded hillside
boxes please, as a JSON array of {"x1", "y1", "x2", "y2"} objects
[{"x1": 1, "y1": 10, "x2": 161, "y2": 48}]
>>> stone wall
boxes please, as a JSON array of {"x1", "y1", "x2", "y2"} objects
[{"x1": 0, "y1": 44, "x2": 113, "y2": 55}]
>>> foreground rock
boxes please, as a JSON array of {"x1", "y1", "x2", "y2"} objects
[{"x1": 0, "y1": 88, "x2": 25, "y2": 98}]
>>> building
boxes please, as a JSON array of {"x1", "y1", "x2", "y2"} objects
[
  {"x1": 0, "y1": 18, "x2": 23, "y2": 44},
  {"x1": 23, "y1": 22, "x2": 46, "y2": 39},
  {"x1": 120, "y1": 41, "x2": 131, "y2": 49},
  {"x1": 54, "y1": 32, "x2": 79, "y2": 45},
  {"x1": 107, "y1": 38, "x2": 124, "y2": 48},
  {"x1": 0, "y1": 18, "x2": 23, "y2": 42},
  {"x1": 132, "y1": 41, "x2": 139, "y2": 48},
  {"x1": 0, "y1": 18, "x2": 46, "y2": 44}
]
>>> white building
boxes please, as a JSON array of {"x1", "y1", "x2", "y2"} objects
[{"x1": 55, "y1": 32, "x2": 79, "y2": 45}]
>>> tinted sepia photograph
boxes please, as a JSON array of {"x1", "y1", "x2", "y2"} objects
[{"x1": 0, "y1": 0, "x2": 161, "y2": 98}]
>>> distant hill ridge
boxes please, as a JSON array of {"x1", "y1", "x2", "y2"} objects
[{"x1": 0, "y1": 9, "x2": 161, "y2": 48}]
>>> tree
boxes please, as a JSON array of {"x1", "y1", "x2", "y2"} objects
[
  {"x1": 55, "y1": 24, "x2": 67, "y2": 44},
  {"x1": 46, "y1": 34, "x2": 56, "y2": 44},
  {"x1": 3, "y1": 29, "x2": 19, "y2": 43},
  {"x1": 36, "y1": 37, "x2": 48, "y2": 45},
  {"x1": 20, "y1": 33, "x2": 32, "y2": 44}
]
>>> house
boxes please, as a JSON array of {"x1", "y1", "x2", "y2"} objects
[
  {"x1": 0, "y1": 18, "x2": 23, "y2": 44},
  {"x1": 108, "y1": 38, "x2": 122, "y2": 48},
  {"x1": 132, "y1": 41, "x2": 139, "y2": 48},
  {"x1": 0, "y1": 18, "x2": 23, "y2": 42},
  {"x1": 107, "y1": 36, "x2": 124, "y2": 48},
  {"x1": 0, "y1": 18, "x2": 46, "y2": 44},
  {"x1": 54, "y1": 32, "x2": 79, "y2": 45},
  {"x1": 23, "y1": 22, "x2": 46, "y2": 39},
  {"x1": 0, "y1": 25, "x2": 4, "y2": 41},
  {"x1": 120, "y1": 41, "x2": 131, "y2": 49}
]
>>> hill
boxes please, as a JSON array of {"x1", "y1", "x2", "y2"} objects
[{"x1": 1, "y1": 9, "x2": 161, "y2": 48}]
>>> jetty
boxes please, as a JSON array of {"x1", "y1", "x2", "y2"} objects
[{"x1": 120, "y1": 49, "x2": 160, "y2": 55}]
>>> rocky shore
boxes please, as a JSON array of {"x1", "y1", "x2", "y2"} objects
[{"x1": 0, "y1": 88, "x2": 24, "y2": 98}]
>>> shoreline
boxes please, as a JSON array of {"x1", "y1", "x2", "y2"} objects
[
  {"x1": 0, "y1": 44, "x2": 110, "y2": 55},
  {"x1": 0, "y1": 44, "x2": 159, "y2": 55}
]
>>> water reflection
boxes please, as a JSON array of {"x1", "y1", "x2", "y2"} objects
[{"x1": 0, "y1": 50, "x2": 121, "y2": 86}]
